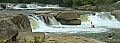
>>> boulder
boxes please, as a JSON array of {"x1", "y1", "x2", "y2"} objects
[
  {"x1": 56, "y1": 11, "x2": 81, "y2": 25},
  {"x1": 56, "y1": 11, "x2": 80, "y2": 20},
  {"x1": 111, "y1": 10, "x2": 120, "y2": 21}
]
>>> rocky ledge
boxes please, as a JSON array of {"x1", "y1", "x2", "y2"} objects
[
  {"x1": 0, "y1": 12, "x2": 46, "y2": 43},
  {"x1": 112, "y1": 10, "x2": 120, "y2": 21},
  {"x1": 0, "y1": 12, "x2": 31, "y2": 42}
]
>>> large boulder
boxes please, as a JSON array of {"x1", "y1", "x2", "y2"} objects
[
  {"x1": 111, "y1": 10, "x2": 120, "y2": 21},
  {"x1": 56, "y1": 11, "x2": 80, "y2": 20},
  {"x1": 56, "y1": 11, "x2": 81, "y2": 25}
]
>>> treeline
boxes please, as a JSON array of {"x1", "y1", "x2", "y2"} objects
[
  {"x1": 63, "y1": 0, "x2": 120, "y2": 6},
  {"x1": 0, "y1": 0, "x2": 63, "y2": 4},
  {"x1": 0, "y1": 0, "x2": 120, "y2": 6}
]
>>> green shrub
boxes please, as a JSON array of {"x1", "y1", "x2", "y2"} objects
[
  {"x1": 0, "y1": 38, "x2": 3, "y2": 43},
  {"x1": 31, "y1": 36, "x2": 41, "y2": 43}
]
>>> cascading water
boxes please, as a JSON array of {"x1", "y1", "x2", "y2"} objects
[
  {"x1": 0, "y1": 6, "x2": 2, "y2": 9},
  {"x1": 29, "y1": 14, "x2": 109, "y2": 34},
  {"x1": 48, "y1": 15, "x2": 59, "y2": 25}
]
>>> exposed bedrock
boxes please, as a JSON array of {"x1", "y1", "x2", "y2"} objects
[
  {"x1": 0, "y1": 13, "x2": 32, "y2": 42},
  {"x1": 111, "y1": 10, "x2": 120, "y2": 21}
]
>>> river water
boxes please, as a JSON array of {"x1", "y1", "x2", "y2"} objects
[{"x1": 1, "y1": 9, "x2": 120, "y2": 43}]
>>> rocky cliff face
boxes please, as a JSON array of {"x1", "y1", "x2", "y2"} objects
[{"x1": 0, "y1": 13, "x2": 31, "y2": 42}]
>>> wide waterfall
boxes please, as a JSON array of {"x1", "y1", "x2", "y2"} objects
[{"x1": 29, "y1": 13, "x2": 112, "y2": 33}]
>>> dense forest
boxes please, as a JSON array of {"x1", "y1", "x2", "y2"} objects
[{"x1": 0, "y1": 0, "x2": 120, "y2": 6}]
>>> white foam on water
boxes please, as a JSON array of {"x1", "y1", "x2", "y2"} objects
[{"x1": 87, "y1": 12, "x2": 120, "y2": 28}]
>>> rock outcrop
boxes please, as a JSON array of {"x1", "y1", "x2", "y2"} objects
[
  {"x1": 11, "y1": 14, "x2": 31, "y2": 32},
  {"x1": 0, "y1": 12, "x2": 31, "y2": 42},
  {"x1": 0, "y1": 19, "x2": 18, "y2": 42},
  {"x1": 111, "y1": 10, "x2": 120, "y2": 21},
  {"x1": 109, "y1": 2, "x2": 120, "y2": 10}
]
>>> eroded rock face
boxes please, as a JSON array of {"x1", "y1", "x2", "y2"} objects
[
  {"x1": 11, "y1": 14, "x2": 31, "y2": 32},
  {"x1": 0, "y1": 19, "x2": 18, "y2": 42},
  {"x1": 111, "y1": 10, "x2": 120, "y2": 21},
  {"x1": 0, "y1": 13, "x2": 31, "y2": 42},
  {"x1": 109, "y1": 2, "x2": 120, "y2": 10}
]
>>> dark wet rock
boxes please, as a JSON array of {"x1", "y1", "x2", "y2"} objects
[{"x1": 59, "y1": 19, "x2": 81, "y2": 25}]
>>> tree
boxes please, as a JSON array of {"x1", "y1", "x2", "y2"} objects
[{"x1": 63, "y1": 0, "x2": 72, "y2": 5}]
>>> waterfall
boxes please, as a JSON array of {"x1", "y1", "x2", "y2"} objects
[
  {"x1": 29, "y1": 15, "x2": 109, "y2": 33},
  {"x1": 29, "y1": 16, "x2": 41, "y2": 29},
  {"x1": 26, "y1": 4, "x2": 38, "y2": 9},
  {"x1": 48, "y1": 15, "x2": 60, "y2": 25}
]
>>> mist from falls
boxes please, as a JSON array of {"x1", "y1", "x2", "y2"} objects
[{"x1": 28, "y1": 12, "x2": 119, "y2": 34}]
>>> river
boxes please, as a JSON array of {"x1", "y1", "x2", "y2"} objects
[{"x1": 1, "y1": 9, "x2": 120, "y2": 43}]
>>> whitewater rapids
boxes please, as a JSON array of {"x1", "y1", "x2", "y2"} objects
[{"x1": 29, "y1": 12, "x2": 120, "y2": 34}]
